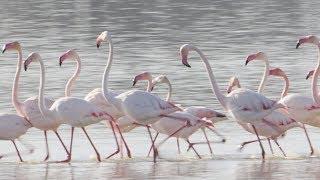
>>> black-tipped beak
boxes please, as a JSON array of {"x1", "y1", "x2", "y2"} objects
[
  {"x1": 59, "y1": 58, "x2": 63, "y2": 67},
  {"x1": 24, "y1": 63, "x2": 28, "y2": 71},
  {"x1": 2, "y1": 49, "x2": 5, "y2": 54},
  {"x1": 132, "y1": 80, "x2": 137, "y2": 86},
  {"x1": 296, "y1": 42, "x2": 301, "y2": 49},
  {"x1": 182, "y1": 61, "x2": 191, "y2": 68},
  {"x1": 216, "y1": 112, "x2": 226, "y2": 118},
  {"x1": 245, "y1": 59, "x2": 249, "y2": 66},
  {"x1": 306, "y1": 74, "x2": 311, "y2": 80},
  {"x1": 97, "y1": 43, "x2": 100, "y2": 48},
  {"x1": 151, "y1": 86, "x2": 154, "y2": 91}
]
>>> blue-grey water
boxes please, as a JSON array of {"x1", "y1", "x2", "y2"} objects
[{"x1": 1, "y1": 0, "x2": 320, "y2": 179}]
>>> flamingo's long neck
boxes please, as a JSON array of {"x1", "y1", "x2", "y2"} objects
[
  {"x1": 146, "y1": 77, "x2": 152, "y2": 92},
  {"x1": 280, "y1": 75, "x2": 289, "y2": 99},
  {"x1": 165, "y1": 81, "x2": 172, "y2": 101},
  {"x1": 193, "y1": 46, "x2": 227, "y2": 109},
  {"x1": 258, "y1": 58, "x2": 270, "y2": 93},
  {"x1": 12, "y1": 50, "x2": 23, "y2": 116},
  {"x1": 38, "y1": 59, "x2": 53, "y2": 117},
  {"x1": 102, "y1": 40, "x2": 119, "y2": 107},
  {"x1": 65, "y1": 56, "x2": 81, "y2": 97},
  {"x1": 312, "y1": 44, "x2": 320, "y2": 104}
]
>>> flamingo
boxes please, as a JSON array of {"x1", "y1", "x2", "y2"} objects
[
  {"x1": 179, "y1": 44, "x2": 286, "y2": 159},
  {"x1": 132, "y1": 72, "x2": 226, "y2": 157},
  {"x1": 279, "y1": 35, "x2": 320, "y2": 155},
  {"x1": 227, "y1": 68, "x2": 303, "y2": 156},
  {"x1": 96, "y1": 31, "x2": 190, "y2": 162},
  {"x1": 0, "y1": 114, "x2": 32, "y2": 162},
  {"x1": 2, "y1": 41, "x2": 68, "y2": 161},
  {"x1": 24, "y1": 52, "x2": 131, "y2": 162}
]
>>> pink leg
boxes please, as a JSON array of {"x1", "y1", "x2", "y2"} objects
[
  {"x1": 186, "y1": 139, "x2": 201, "y2": 159},
  {"x1": 201, "y1": 128, "x2": 213, "y2": 155},
  {"x1": 12, "y1": 140, "x2": 23, "y2": 162},
  {"x1": 267, "y1": 138, "x2": 274, "y2": 154},
  {"x1": 81, "y1": 127, "x2": 101, "y2": 162},
  {"x1": 105, "y1": 121, "x2": 120, "y2": 159},
  {"x1": 147, "y1": 132, "x2": 159, "y2": 157},
  {"x1": 54, "y1": 131, "x2": 71, "y2": 163},
  {"x1": 251, "y1": 124, "x2": 265, "y2": 160},
  {"x1": 239, "y1": 138, "x2": 269, "y2": 151},
  {"x1": 69, "y1": 127, "x2": 74, "y2": 159},
  {"x1": 44, "y1": 131, "x2": 50, "y2": 161},
  {"x1": 146, "y1": 126, "x2": 158, "y2": 163},
  {"x1": 120, "y1": 137, "x2": 124, "y2": 158},
  {"x1": 303, "y1": 124, "x2": 314, "y2": 155},
  {"x1": 176, "y1": 138, "x2": 181, "y2": 154},
  {"x1": 273, "y1": 139, "x2": 286, "y2": 157},
  {"x1": 114, "y1": 123, "x2": 131, "y2": 158}
]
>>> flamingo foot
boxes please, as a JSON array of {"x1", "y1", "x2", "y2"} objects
[
  {"x1": 55, "y1": 155, "x2": 71, "y2": 163},
  {"x1": 96, "y1": 153, "x2": 101, "y2": 162},
  {"x1": 310, "y1": 149, "x2": 314, "y2": 156}
]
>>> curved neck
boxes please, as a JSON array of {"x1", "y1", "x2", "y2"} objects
[
  {"x1": 65, "y1": 56, "x2": 81, "y2": 97},
  {"x1": 165, "y1": 81, "x2": 172, "y2": 101},
  {"x1": 280, "y1": 75, "x2": 289, "y2": 99},
  {"x1": 193, "y1": 46, "x2": 227, "y2": 108},
  {"x1": 38, "y1": 59, "x2": 52, "y2": 116},
  {"x1": 312, "y1": 44, "x2": 320, "y2": 104},
  {"x1": 258, "y1": 59, "x2": 270, "y2": 93},
  {"x1": 102, "y1": 40, "x2": 118, "y2": 105},
  {"x1": 12, "y1": 50, "x2": 23, "y2": 116}
]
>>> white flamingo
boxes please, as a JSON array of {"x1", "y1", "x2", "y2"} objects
[
  {"x1": 179, "y1": 44, "x2": 286, "y2": 159},
  {"x1": 132, "y1": 72, "x2": 226, "y2": 157},
  {"x1": 96, "y1": 31, "x2": 189, "y2": 162},
  {"x1": 2, "y1": 41, "x2": 68, "y2": 161},
  {"x1": 280, "y1": 35, "x2": 320, "y2": 155},
  {"x1": 24, "y1": 52, "x2": 130, "y2": 162},
  {"x1": 227, "y1": 68, "x2": 303, "y2": 156}
]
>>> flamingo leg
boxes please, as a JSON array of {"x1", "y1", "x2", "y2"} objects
[
  {"x1": 206, "y1": 126, "x2": 226, "y2": 142},
  {"x1": 120, "y1": 137, "x2": 124, "y2": 158},
  {"x1": 146, "y1": 126, "x2": 158, "y2": 163},
  {"x1": 238, "y1": 138, "x2": 268, "y2": 151},
  {"x1": 201, "y1": 128, "x2": 213, "y2": 155},
  {"x1": 105, "y1": 121, "x2": 120, "y2": 159},
  {"x1": 302, "y1": 124, "x2": 314, "y2": 155},
  {"x1": 186, "y1": 139, "x2": 201, "y2": 159},
  {"x1": 44, "y1": 130, "x2": 50, "y2": 161},
  {"x1": 273, "y1": 139, "x2": 286, "y2": 157},
  {"x1": 69, "y1": 127, "x2": 74, "y2": 159},
  {"x1": 155, "y1": 123, "x2": 189, "y2": 149},
  {"x1": 114, "y1": 123, "x2": 131, "y2": 158},
  {"x1": 267, "y1": 138, "x2": 274, "y2": 154},
  {"x1": 147, "y1": 132, "x2": 159, "y2": 157},
  {"x1": 251, "y1": 124, "x2": 265, "y2": 160},
  {"x1": 81, "y1": 127, "x2": 101, "y2": 162},
  {"x1": 12, "y1": 140, "x2": 23, "y2": 162},
  {"x1": 54, "y1": 131, "x2": 71, "y2": 163},
  {"x1": 176, "y1": 138, "x2": 181, "y2": 154}
]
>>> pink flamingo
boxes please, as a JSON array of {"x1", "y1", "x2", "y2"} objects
[
  {"x1": 2, "y1": 41, "x2": 68, "y2": 161},
  {"x1": 24, "y1": 52, "x2": 130, "y2": 162},
  {"x1": 227, "y1": 68, "x2": 303, "y2": 156},
  {"x1": 280, "y1": 35, "x2": 320, "y2": 155},
  {"x1": 179, "y1": 44, "x2": 286, "y2": 159},
  {"x1": 96, "y1": 31, "x2": 192, "y2": 162},
  {"x1": 133, "y1": 72, "x2": 226, "y2": 157}
]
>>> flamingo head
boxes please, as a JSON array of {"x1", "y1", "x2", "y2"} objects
[
  {"x1": 227, "y1": 76, "x2": 241, "y2": 94},
  {"x1": 151, "y1": 74, "x2": 170, "y2": 91},
  {"x1": 24, "y1": 52, "x2": 41, "y2": 71},
  {"x1": 2, "y1": 41, "x2": 21, "y2": 53},
  {"x1": 59, "y1": 49, "x2": 78, "y2": 66},
  {"x1": 96, "y1": 31, "x2": 112, "y2": 48},
  {"x1": 306, "y1": 70, "x2": 315, "y2": 80},
  {"x1": 132, "y1": 72, "x2": 152, "y2": 86},
  {"x1": 245, "y1": 52, "x2": 267, "y2": 65},
  {"x1": 180, "y1": 44, "x2": 195, "y2": 68},
  {"x1": 296, "y1": 35, "x2": 320, "y2": 49},
  {"x1": 269, "y1": 67, "x2": 287, "y2": 78}
]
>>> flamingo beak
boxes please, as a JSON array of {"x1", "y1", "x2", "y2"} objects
[
  {"x1": 24, "y1": 63, "x2": 28, "y2": 71},
  {"x1": 2, "y1": 48, "x2": 5, "y2": 54},
  {"x1": 296, "y1": 42, "x2": 301, "y2": 49},
  {"x1": 245, "y1": 54, "x2": 257, "y2": 65},
  {"x1": 59, "y1": 57, "x2": 63, "y2": 67},
  {"x1": 132, "y1": 80, "x2": 137, "y2": 86},
  {"x1": 182, "y1": 57, "x2": 191, "y2": 68},
  {"x1": 151, "y1": 86, "x2": 154, "y2": 91}
]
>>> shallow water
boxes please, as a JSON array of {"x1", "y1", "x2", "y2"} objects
[{"x1": 1, "y1": 0, "x2": 320, "y2": 179}]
